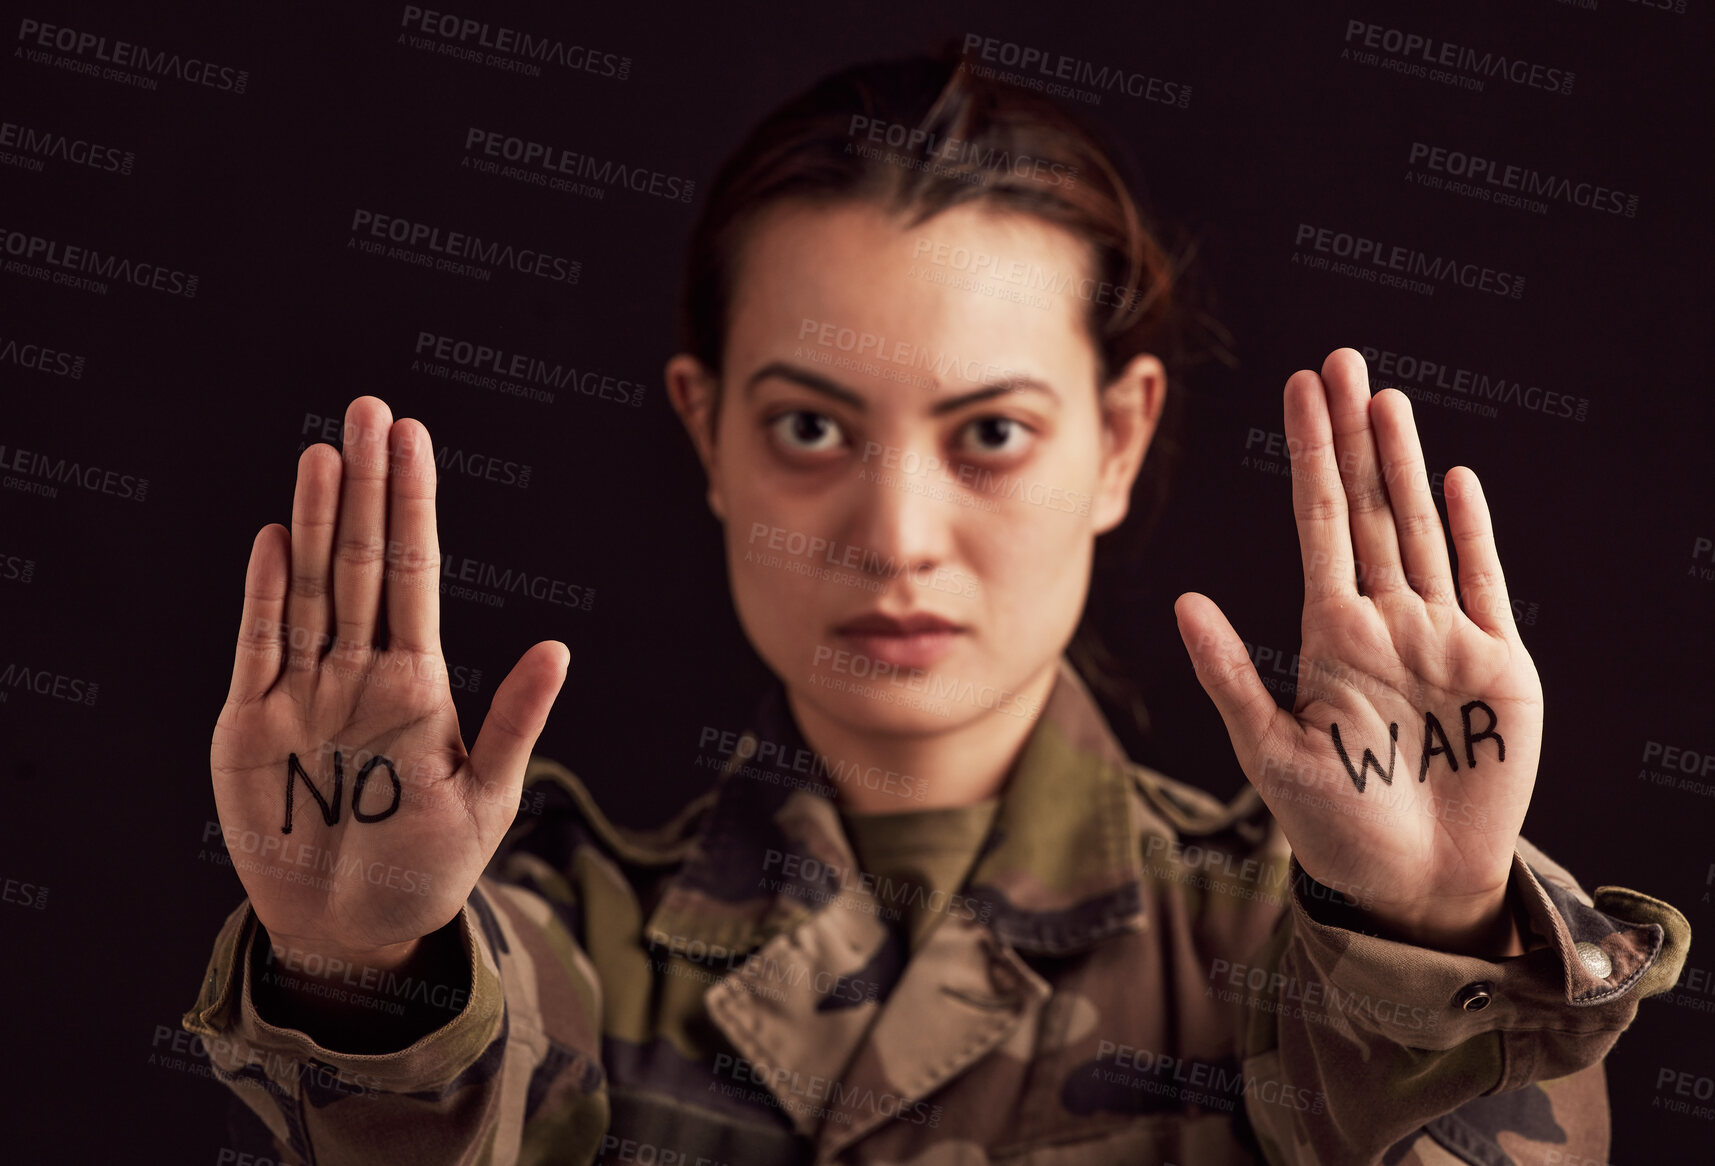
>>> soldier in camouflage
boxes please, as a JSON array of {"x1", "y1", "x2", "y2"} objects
[
  {"x1": 187, "y1": 52, "x2": 1690, "y2": 1165},
  {"x1": 188, "y1": 655, "x2": 1689, "y2": 1163}
]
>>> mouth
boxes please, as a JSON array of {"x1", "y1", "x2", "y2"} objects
[{"x1": 833, "y1": 611, "x2": 965, "y2": 669}]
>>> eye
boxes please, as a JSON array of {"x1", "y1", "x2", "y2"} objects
[
  {"x1": 957, "y1": 416, "x2": 1033, "y2": 456},
  {"x1": 768, "y1": 409, "x2": 845, "y2": 454}
]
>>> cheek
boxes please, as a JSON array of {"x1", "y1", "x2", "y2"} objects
[
  {"x1": 970, "y1": 506, "x2": 1093, "y2": 629},
  {"x1": 720, "y1": 482, "x2": 842, "y2": 657}
]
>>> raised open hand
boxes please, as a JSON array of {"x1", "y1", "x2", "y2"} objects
[
  {"x1": 1175, "y1": 348, "x2": 1541, "y2": 954},
  {"x1": 209, "y1": 397, "x2": 568, "y2": 973}
]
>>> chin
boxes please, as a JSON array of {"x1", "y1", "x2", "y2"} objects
[
  {"x1": 796, "y1": 680, "x2": 991, "y2": 738},
  {"x1": 789, "y1": 638, "x2": 1044, "y2": 729}
]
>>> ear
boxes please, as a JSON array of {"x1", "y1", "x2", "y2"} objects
[
  {"x1": 1090, "y1": 353, "x2": 1166, "y2": 535},
  {"x1": 665, "y1": 353, "x2": 727, "y2": 522}
]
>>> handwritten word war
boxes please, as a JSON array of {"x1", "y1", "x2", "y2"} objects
[{"x1": 1329, "y1": 701, "x2": 1504, "y2": 793}]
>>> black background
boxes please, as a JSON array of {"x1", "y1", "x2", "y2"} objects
[{"x1": 2, "y1": 0, "x2": 1711, "y2": 1159}]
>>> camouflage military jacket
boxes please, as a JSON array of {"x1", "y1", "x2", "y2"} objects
[{"x1": 184, "y1": 658, "x2": 1691, "y2": 1165}]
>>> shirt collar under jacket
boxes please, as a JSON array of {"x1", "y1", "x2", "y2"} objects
[{"x1": 643, "y1": 656, "x2": 1148, "y2": 959}]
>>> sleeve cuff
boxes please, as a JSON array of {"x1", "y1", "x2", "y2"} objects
[
  {"x1": 180, "y1": 897, "x2": 507, "y2": 1094},
  {"x1": 1284, "y1": 851, "x2": 1689, "y2": 1050}
]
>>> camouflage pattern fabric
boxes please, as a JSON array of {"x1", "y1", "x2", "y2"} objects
[{"x1": 183, "y1": 657, "x2": 1691, "y2": 1164}]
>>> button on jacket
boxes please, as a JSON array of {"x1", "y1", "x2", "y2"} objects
[{"x1": 184, "y1": 658, "x2": 1691, "y2": 1165}]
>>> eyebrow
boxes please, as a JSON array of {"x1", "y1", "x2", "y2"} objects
[{"x1": 743, "y1": 361, "x2": 1059, "y2": 415}]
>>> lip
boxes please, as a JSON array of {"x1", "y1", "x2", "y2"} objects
[
  {"x1": 834, "y1": 611, "x2": 963, "y2": 636},
  {"x1": 833, "y1": 611, "x2": 965, "y2": 670}
]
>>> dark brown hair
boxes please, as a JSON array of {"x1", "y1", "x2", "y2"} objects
[{"x1": 676, "y1": 46, "x2": 1231, "y2": 737}]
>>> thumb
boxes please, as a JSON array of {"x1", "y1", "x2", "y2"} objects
[
  {"x1": 467, "y1": 640, "x2": 570, "y2": 809},
  {"x1": 1173, "y1": 593, "x2": 1280, "y2": 771}
]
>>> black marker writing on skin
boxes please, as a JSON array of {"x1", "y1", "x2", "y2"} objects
[
  {"x1": 283, "y1": 752, "x2": 340, "y2": 834},
  {"x1": 1459, "y1": 700, "x2": 1505, "y2": 766},
  {"x1": 1331, "y1": 701, "x2": 1506, "y2": 795},
  {"x1": 351, "y1": 754, "x2": 402, "y2": 823},
  {"x1": 1418, "y1": 712, "x2": 1457, "y2": 783},
  {"x1": 282, "y1": 751, "x2": 402, "y2": 834},
  {"x1": 1330, "y1": 721, "x2": 1398, "y2": 794}
]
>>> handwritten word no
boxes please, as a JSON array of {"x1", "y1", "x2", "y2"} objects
[{"x1": 281, "y1": 751, "x2": 402, "y2": 834}]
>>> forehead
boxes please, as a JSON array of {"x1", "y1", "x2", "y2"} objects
[{"x1": 726, "y1": 200, "x2": 1098, "y2": 391}]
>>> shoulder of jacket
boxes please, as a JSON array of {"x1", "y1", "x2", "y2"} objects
[
  {"x1": 512, "y1": 752, "x2": 716, "y2": 868},
  {"x1": 1124, "y1": 759, "x2": 1273, "y2": 841}
]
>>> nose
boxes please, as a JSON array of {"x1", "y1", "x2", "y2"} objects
[{"x1": 844, "y1": 445, "x2": 956, "y2": 585}]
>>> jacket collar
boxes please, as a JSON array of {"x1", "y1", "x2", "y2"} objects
[{"x1": 643, "y1": 656, "x2": 1146, "y2": 959}]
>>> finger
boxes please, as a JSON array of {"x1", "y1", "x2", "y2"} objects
[
  {"x1": 1445, "y1": 467, "x2": 1516, "y2": 637},
  {"x1": 228, "y1": 525, "x2": 288, "y2": 705},
  {"x1": 384, "y1": 418, "x2": 441, "y2": 654},
  {"x1": 467, "y1": 642, "x2": 571, "y2": 829},
  {"x1": 1321, "y1": 348, "x2": 1405, "y2": 596},
  {"x1": 1284, "y1": 368, "x2": 1354, "y2": 600},
  {"x1": 285, "y1": 444, "x2": 340, "y2": 669},
  {"x1": 1174, "y1": 593, "x2": 1289, "y2": 772},
  {"x1": 1371, "y1": 389, "x2": 1456, "y2": 604},
  {"x1": 331, "y1": 397, "x2": 394, "y2": 653}
]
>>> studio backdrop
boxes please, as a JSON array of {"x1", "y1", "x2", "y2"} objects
[{"x1": 2, "y1": 0, "x2": 1711, "y2": 1160}]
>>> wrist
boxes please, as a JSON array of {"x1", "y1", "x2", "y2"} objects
[
  {"x1": 259, "y1": 931, "x2": 424, "y2": 984},
  {"x1": 249, "y1": 917, "x2": 471, "y2": 1053},
  {"x1": 1360, "y1": 885, "x2": 1525, "y2": 958}
]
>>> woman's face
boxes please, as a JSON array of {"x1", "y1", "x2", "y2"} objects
[{"x1": 670, "y1": 200, "x2": 1162, "y2": 738}]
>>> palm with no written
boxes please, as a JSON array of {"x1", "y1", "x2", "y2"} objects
[
  {"x1": 1174, "y1": 348, "x2": 1542, "y2": 956},
  {"x1": 210, "y1": 397, "x2": 569, "y2": 973}
]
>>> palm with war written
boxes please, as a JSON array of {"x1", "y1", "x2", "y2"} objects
[{"x1": 1175, "y1": 349, "x2": 1541, "y2": 951}]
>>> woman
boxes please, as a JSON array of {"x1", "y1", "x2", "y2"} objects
[{"x1": 187, "y1": 53, "x2": 1688, "y2": 1165}]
